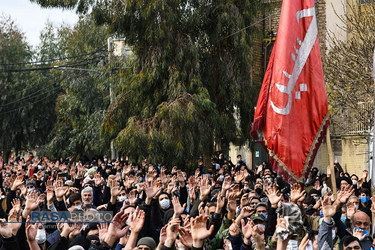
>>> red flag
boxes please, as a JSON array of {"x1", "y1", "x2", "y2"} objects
[{"x1": 250, "y1": 0, "x2": 329, "y2": 182}]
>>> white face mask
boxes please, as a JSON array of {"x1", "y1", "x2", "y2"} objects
[
  {"x1": 332, "y1": 229, "x2": 336, "y2": 239},
  {"x1": 352, "y1": 180, "x2": 357, "y2": 185},
  {"x1": 160, "y1": 199, "x2": 170, "y2": 210},
  {"x1": 225, "y1": 242, "x2": 233, "y2": 250},
  {"x1": 118, "y1": 196, "x2": 127, "y2": 202},
  {"x1": 355, "y1": 204, "x2": 359, "y2": 210},
  {"x1": 286, "y1": 239, "x2": 298, "y2": 250},
  {"x1": 36, "y1": 229, "x2": 46, "y2": 244}
]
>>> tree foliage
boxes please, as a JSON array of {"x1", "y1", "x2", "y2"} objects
[
  {"x1": 325, "y1": 3, "x2": 375, "y2": 135},
  {"x1": 38, "y1": 17, "x2": 111, "y2": 160},
  {"x1": 30, "y1": 0, "x2": 264, "y2": 167},
  {"x1": 98, "y1": 0, "x2": 263, "y2": 167},
  {"x1": 0, "y1": 15, "x2": 57, "y2": 160}
]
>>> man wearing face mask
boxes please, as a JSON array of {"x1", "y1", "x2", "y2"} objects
[
  {"x1": 358, "y1": 188, "x2": 372, "y2": 219},
  {"x1": 159, "y1": 193, "x2": 171, "y2": 211},
  {"x1": 35, "y1": 224, "x2": 47, "y2": 250},
  {"x1": 351, "y1": 211, "x2": 372, "y2": 249}
]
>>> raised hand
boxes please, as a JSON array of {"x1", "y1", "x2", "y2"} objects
[
  {"x1": 371, "y1": 197, "x2": 375, "y2": 213},
  {"x1": 128, "y1": 209, "x2": 145, "y2": 233},
  {"x1": 265, "y1": 183, "x2": 281, "y2": 208},
  {"x1": 313, "y1": 198, "x2": 322, "y2": 210},
  {"x1": 11, "y1": 198, "x2": 21, "y2": 214},
  {"x1": 363, "y1": 170, "x2": 368, "y2": 181},
  {"x1": 97, "y1": 223, "x2": 109, "y2": 242},
  {"x1": 26, "y1": 216, "x2": 38, "y2": 242},
  {"x1": 234, "y1": 171, "x2": 244, "y2": 183},
  {"x1": 336, "y1": 185, "x2": 354, "y2": 205},
  {"x1": 322, "y1": 196, "x2": 337, "y2": 222},
  {"x1": 159, "y1": 225, "x2": 168, "y2": 246},
  {"x1": 190, "y1": 215, "x2": 214, "y2": 248},
  {"x1": 298, "y1": 233, "x2": 309, "y2": 250},
  {"x1": 54, "y1": 179, "x2": 66, "y2": 201},
  {"x1": 103, "y1": 210, "x2": 129, "y2": 247},
  {"x1": 95, "y1": 173, "x2": 103, "y2": 187},
  {"x1": 172, "y1": 195, "x2": 186, "y2": 217},
  {"x1": 128, "y1": 190, "x2": 137, "y2": 206},
  {"x1": 11, "y1": 176, "x2": 24, "y2": 191},
  {"x1": 346, "y1": 201, "x2": 356, "y2": 219},
  {"x1": 222, "y1": 176, "x2": 232, "y2": 192},
  {"x1": 226, "y1": 192, "x2": 237, "y2": 213},
  {"x1": 183, "y1": 215, "x2": 191, "y2": 229},
  {"x1": 327, "y1": 166, "x2": 331, "y2": 177},
  {"x1": 177, "y1": 170, "x2": 185, "y2": 187},
  {"x1": 290, "y1": 183, "x2": 306, "y2": 203},
  {"x1": 179, "y1": 227, "x2": 193, "y2": 248},
  {"x1": 241, "y1": 218, "x2": 254, "y2": 245},
  {"x1": 110, "y1": 181, "x2": 122, "y2": 199},
  {"x1": 8, "y1": 207, "x2": 22, "y2": 236},
  {"x1": 229, "y1": 220, "x2": 240, "y2": 236},
  {"x1": 145, "y1": 180, "x2": 161, "y2": 204},
  {"x1": 69, "y1": 223, "x2": 82, "y2": 239},
  {"x1": 0, "y1": 219, "x2": 12, "y2": 238},
  {"x1": 24, "y1": 190, "x2": 40, "y2": 212},
  {"x1": 215, "y1": 191, "x2": 225, "y2": 214},
  {"x1": 46, "y1": 179, "x2": 54, "y2": 204},
  {"x1": 236, "y1": 206, "x2": 252, "y2": 226},
  {"x1": 199, "y1": 176, "x2": 212, "y2": 201},
  {"x1": 165, "y1": 218, "x2": 181, "y2": 247}
]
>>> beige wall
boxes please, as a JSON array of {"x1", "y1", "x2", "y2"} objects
[
  {"x1": 313, "y1": 135, "x2": 369, "y2": 177},
  {"x1": 229, "y1": 142, "x2": 252, "y2": 170},
  {"x1": 341, "y1": 135, "x2": 369, "y2": 176}
]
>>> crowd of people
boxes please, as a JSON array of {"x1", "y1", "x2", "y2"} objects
[{"x1": 0, "y1": 153, "x2": 374, "y2": 250}]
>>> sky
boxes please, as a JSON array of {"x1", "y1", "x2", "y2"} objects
[{"x1": 2, "y1": 0, "x2": 79, "y2": 47}]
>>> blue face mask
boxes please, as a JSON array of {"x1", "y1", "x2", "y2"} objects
[
  {"x1": 361, "y1": 196, "x2": 370, "y2": 203},
  {"x1": 261, "y1": 212, "x2": 267, "y2": 220},
  {"x1": 340, "y1": 215, "x2": 347, "y2": 223},
  {"x1": 354, "y1": 227, "x2": 369, "y2": 237}
]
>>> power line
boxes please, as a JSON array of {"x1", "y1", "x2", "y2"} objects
[
  {"x1": 0, "y1": 56, "x2": 103, "y2": 73},
  {"x1": 0, "y1": 45, "x2": 106, "y2": 66},
  {"x1": 0, "y1": 85, "x2": 62, "y2": 116},
  {"x1": 0, "y1": 72, "x2": 86, "y2": 115},
  {"x1": 218, "y1": 13, "x2": 275, "y2": 42},
  {"x1": 0, "y1": 84, "x2": 61, "y2": 107},
  {"x1": 0, "y1": 66, "x2": 105, "y2": 107}
]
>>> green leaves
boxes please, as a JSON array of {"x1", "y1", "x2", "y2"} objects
[{"x1": 28, "y1": 0, "x2": 265, "y2": 166}]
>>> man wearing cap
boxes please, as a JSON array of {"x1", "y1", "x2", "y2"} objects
[
  {"x1": 137, "y1": 237, "x2": 156, "y2": 250},
  {"x1": 250, "y1": 213, "x2": 266, "y2": 230}
]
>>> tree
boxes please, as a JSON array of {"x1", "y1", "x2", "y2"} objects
[
  {"x1": 99, "y1": 0, "x2": 263, "y2": 167},
  {"x1": 325, "y1": 3, "x2": 375, "y2": 135},
  {"x1": 31, "y1": 0, "x2": 264, "y2": 167},
  {"x1": 38, "y1": 16, "x2": 111, "y2": 160},
  {"x1": 0, "y1": 15, "x2": 46, "y2": 160}
]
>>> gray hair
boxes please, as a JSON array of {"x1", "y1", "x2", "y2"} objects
[{"x1": 81, "y1": 186, "x2": 93, "y2": 197}]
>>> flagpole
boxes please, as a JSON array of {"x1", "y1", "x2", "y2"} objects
[
  {"x1": 326, "y1": 127, "x2": 337, "y2": 198},
  {"x1": 371, "y1": 47, "x2": 375, "y2": 234}
]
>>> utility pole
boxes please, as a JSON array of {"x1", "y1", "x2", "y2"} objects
[{"x1": 108, "y1": 37, "x2": 118, "y2": 160}]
